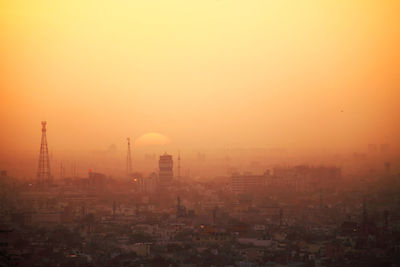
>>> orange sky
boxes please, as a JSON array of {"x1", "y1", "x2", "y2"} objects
[{"x1": 1, "y1": 0, "x2": 400, "y2": 156}]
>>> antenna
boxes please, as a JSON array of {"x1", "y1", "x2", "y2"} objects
[
  {"x1": 60, "y1": 162, "x2": 65, "y2": 179},
  {"x1": 178, "y1": 150, "x2": 181, "y2": 180},
  {"x1": 36, "y1": 121, "x2": 51, "y2": 186},
  {"x1": 126, "y1": 137, "x2": 132, "y2": 177},
  {"x1": 73, "y1": 161, "x2": 77, "y2": 177}
]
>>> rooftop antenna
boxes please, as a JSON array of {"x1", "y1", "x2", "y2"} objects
[
  {"x1": 178, "y1": 150, "x2": 181, "y2": 180},
  {"x1": 73, "y1": 161, "x2": 77, "y2": 177},
  {"x1": 74, "y1": 161, "x2": 78, "y2": 177},
  {"x1": 126, "y1": 137, "x2": 132, "y2": 177},
  {"x1": 36, "y1": 121, "x2": 51, "y2": 186},
  {"x1": 60, "y1": 162, "x2": 65, "y2": 179}
]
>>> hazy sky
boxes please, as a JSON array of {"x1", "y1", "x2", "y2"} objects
[{"x1": 1, "y1": 0, "x2": 399, "y2": 155}]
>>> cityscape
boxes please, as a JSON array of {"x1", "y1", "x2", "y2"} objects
[
  {"x1": 1, "y1": 1, "x2": 400, "y2": 266},
  {"x1": 0, "y1": 121, "x2": 399, "y2": 266}
]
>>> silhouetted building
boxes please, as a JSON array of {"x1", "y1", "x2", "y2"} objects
[
  {"x1": 231, "y1": 172, "x2": 268, "y2": 194},
  {"x1": 272, "y1": 165, "x2": 341, "y2": 191},
  {"x1": 133, "y1": 172, "x2": 157, "y2": 193},
  {"x1": 88, "y1": 171, "x2": 107, "y2": 191},
  {"x1": 159, "y1": 153, "x2": 173, "y2": 186}
]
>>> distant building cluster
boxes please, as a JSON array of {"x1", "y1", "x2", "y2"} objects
[
  {"x1": 0, "y1": 121, "x2": 398, "y2": 266},
  {"x1": 231, "y1": 165, "x2": 341, "y2": 194}
]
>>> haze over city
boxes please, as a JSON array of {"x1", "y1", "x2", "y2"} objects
[{"x1": 0, "y1": 1, "x2": 400, "y2": 266}]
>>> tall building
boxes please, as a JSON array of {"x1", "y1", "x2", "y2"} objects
[{"x1": 159, "y1": 153, "x2": 173, "y2": 186}]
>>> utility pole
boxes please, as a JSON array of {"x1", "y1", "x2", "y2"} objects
[
  {"x1": 177, "y1": 150, "x2": 181, "y2": 180},
  {"x1": 126, "y1": 137, "x2": 132, "y2": 177}
]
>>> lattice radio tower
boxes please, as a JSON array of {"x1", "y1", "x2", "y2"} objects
[
  {"x1": 36, "y1": 121, "x2": 51, "y2": 185},
  {"x1": 126, "y1": 137, "x2": 132, "y2": 176}
]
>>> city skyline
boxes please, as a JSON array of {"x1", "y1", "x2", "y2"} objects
[{"x1": 1, "y1": 2, "x2": 400, "y2": 266}]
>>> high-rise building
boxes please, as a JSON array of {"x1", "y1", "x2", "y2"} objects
[{"x1": 159, "y1": 153, "x2": 173, "y2": 186}]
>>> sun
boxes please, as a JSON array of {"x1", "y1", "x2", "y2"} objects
[{"x1": 135, "y1": 132, "x2": 171, "y2": 146}]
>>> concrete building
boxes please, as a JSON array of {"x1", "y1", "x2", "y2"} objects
[
  {"x1": 135, "y1": 172, "x2": 157, "y2": 194},
  {"x1": 231, "y1": 172, "x2": 268, "y2": 194},
  {"x1": 159, "y1": 153, "x2": 173, "y2": 186},
  {"x1": 271, "y1": 165, "x2": 341, "y2": 192},
  {"x1": 88, "y1": 171, "x2": 107, "y2": 191},
  {"x1": 231, "y1": 166, "x2": 341, "y2": 194}
]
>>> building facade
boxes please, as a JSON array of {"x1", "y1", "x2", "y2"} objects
[{"x1": 159, "y1": 153, "x2": 173, "y2": 186}]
